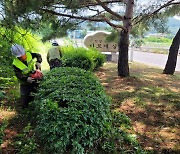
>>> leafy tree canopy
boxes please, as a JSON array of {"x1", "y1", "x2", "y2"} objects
[{"x1": 1, "y1": 0, "x2": 179, "y2": 77}]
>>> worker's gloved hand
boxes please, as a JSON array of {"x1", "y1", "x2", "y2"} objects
[
  {"x1": 27, "y1": 77, "x2": 35, "y2": 83},
  {"x1": 35, "y1": 62, "x2": 41, "y2": 70}
]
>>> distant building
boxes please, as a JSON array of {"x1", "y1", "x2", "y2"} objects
[{"x1": 68, "y1": 30, "x2": 86, "y2": 39}]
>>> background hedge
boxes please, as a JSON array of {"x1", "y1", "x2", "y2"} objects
[{"x1": 61, "y1": 46, "x2": 105, "y2": 71}]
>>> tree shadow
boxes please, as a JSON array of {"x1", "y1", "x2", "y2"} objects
[{"x1": 96, "y1": 62, "x2": 180, "y2": 152}]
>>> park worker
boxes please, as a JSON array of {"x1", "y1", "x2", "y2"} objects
[
  {"x1": 11, "y1": 44, "x2": 43, "y2": 108},
  {"x1": 47, "y1": 41, "x2": 62, "y2": 70}
]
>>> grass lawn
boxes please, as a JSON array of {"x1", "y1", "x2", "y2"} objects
[
  {"x1": 142, "y1": 42, "x2": 171, "y2": 48},
  {"x1": 95, "y1": 62, "x2": 180, "y2": 153}
]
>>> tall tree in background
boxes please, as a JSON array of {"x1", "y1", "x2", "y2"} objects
[
  {"x1": 1, "y1": 0, "x2": 180, "y2": 77},
  {"x1": 163, "y1": 28, "x2": 180, "y2": 75}
]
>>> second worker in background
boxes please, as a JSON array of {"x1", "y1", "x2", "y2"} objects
[{"x1": 47, "y1": 41, "x2": 63, "y2": 70}]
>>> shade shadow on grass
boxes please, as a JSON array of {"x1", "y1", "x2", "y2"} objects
[{"x1": 96, "y1": 62, "x2": 180, "y2": 152}]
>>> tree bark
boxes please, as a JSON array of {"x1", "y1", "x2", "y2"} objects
[
  {"x1": 163, "y1": 28, "x2": 180, "y2": 75},
  {"x1": 118, "y1": 0, "x2": 134, "y2": 77},
  {"x1": 118, "y1": 30, "x2": 130, "y2": 77}
]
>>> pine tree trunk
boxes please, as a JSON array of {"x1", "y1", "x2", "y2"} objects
[
  {"x1": 117, "y1": 0, "x2": 134, "y2": 77},
  {"x1": 118, "y1": 30, "x2": 129, "y2": 77},
  {"x1": 163, "y1": 28, "x2": 180, "y2": 75}
]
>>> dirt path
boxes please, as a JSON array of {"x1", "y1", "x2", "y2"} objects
[
  {"x1": 0, "y1": 93, "x2": 25, "y2": 153},
  {"x1": 95, "y1": 62, "x2": 180, "y2": 153}
]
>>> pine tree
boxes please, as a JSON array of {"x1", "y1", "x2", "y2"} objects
[{"x1": 1, "y1": 0, "x2": 180, "y2": 76}]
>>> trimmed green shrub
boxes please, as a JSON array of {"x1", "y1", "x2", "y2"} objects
[
  {"x1": 61, "y1": 46, "x2": 105, "y2": 71},
  {"x1": 61, "y1": 47, "x2": 93, "y2": 71},
  {"x1": 87, "y1": 48, "x2": 105, "y2": 70},
  {"x1": 32, "y1": 67, "x2": 112, "y2": 153}
]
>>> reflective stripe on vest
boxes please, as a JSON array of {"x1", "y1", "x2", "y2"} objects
[{"x1": 12, "y1": 52, "x2": 35, "y2": 75}]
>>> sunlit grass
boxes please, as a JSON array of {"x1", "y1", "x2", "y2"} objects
[{"x1": 143, "y1": 42, "x2": 171, "y2": 48}]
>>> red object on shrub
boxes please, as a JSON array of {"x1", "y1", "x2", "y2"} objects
[{"x1": 30, "y1": 70, "x2": 43, "y2": 79}]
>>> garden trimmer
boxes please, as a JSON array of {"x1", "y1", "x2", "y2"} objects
[{"x1": 30, "y1": 70, "x2": 43, "y2": 82}]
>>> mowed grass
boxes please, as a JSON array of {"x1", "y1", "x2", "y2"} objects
[{"x1": 95, "y1": 62, "x2": 180, "y2": 152}]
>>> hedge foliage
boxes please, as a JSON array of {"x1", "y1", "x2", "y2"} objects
[
  {"x1": 61, "y1": 46, "x2": 105, "y2": 71},
  {"x1": 32, "y1": 67, "x2": 112, "y2": 153}
]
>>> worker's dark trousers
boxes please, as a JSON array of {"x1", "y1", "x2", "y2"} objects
[
  {"x1": 49, "y1": 58, "x2": 62, "y2": 70},
  {"x1": 20, "y1": 82, "x2": 38, "y2": 108}
]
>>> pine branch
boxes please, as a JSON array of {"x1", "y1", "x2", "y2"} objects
[
  {"x1": 41, "y1": 8, "x2": 126, "y2": 30},
  {"x1": 133, "y1": 0, "x2": 180, "y2": 25},
  {"x1": 95, "y1": 0, "x2": 124, "y2": 20}
]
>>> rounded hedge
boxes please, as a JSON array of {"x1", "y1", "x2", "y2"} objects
[
  {"x1": 62, "y1": 52, "x2": 93, "y2": 71},
  {"x1": 61, "y1": 46, "x2": 105, "y2": 71},
  {"x1": 32, "y1": 67, "x2": 112, "y2": 153}
]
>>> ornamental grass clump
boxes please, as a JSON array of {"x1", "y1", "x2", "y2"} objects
[{"x1": 32, "y1": 67, "x2": 112, "y2": 153}]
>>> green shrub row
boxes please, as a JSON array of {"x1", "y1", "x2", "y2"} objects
[
  {"x1": 31, "y1": 67, "x2": 112, "y2": 153},
  {"x1": 61, "y1": 46, "x2": 105, "y2": 71},
  {"x1": 31, "y1": 67, "x2": 146, "y2": 154}
]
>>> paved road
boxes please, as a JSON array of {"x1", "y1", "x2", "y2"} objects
[
  {"x1": 131, "y1": 50, "x2": 180, "y2": 72},
  {"x1": 57, "y1": 38, "x2": 180, "y2": 72}
]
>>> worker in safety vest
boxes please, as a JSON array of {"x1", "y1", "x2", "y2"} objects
[
  {"x1": 47, "y1": 41, "x2": 62, "y2": 70},
  {"x1": 11, "y1": 44, "x2": 43, "y2": 108}
]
